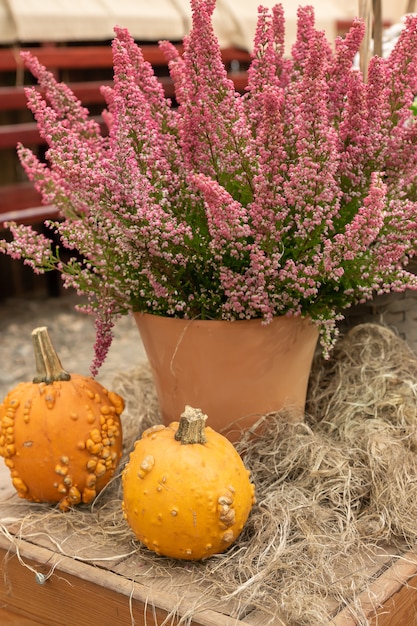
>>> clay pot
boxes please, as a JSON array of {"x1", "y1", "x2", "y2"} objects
[{"x1": 133, "y1": 314, "x2": 319, "y2": 442}]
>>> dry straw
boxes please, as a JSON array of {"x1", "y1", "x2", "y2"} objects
[{"x1": 2, "y1": 325, "x2": 417, "y2": 625}]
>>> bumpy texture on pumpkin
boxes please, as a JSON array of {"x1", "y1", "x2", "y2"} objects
[
  {"x1": 0, "y1": 327, "x2": 124, "y2": 511},
  {"x1": 122, "y1": 408, "x2": 255, "y2": 560}
]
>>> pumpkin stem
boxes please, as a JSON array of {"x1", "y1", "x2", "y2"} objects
[
  {"x1": 32, "y1": 326, "x2": 71, "y2": 384},
  {"x1": 175, "y1": 406, "x2": 207, "y2": 444}
]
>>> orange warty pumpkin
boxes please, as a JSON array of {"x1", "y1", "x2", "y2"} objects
[
  {"x1": 122, "y1": 405, "x2": 255, "y2": 560},
  {"x1": 0, "y1": 326, "x2": 124, "y2": 511}
]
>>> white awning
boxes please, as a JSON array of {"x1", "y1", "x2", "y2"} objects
[
  {"x1": 0, "y1": 1, "x2": 409, "y2": 51},
  {"x1": 0, "y1": 0, "x2": 16, "y2": 43}
]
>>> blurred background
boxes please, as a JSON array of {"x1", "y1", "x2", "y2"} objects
[{"x1": 0, "y1": 1, "x2": 412, "y2": 53}]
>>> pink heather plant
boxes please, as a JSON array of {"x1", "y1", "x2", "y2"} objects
[{"x1": 3, "y1": 1, "x2": 417, "y2": 374}]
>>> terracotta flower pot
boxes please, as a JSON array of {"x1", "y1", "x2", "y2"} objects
[{"x1": 133, "y1": 314, "x2": 319, "y2": 442}]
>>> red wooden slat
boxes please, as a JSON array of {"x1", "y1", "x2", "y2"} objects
[
  {"x1": 0, "y1": 44, "x2": 249, "y2": 73},
  {"x1": 0, "y1": 122, "x2": 41, "y2": 148},
  {"x1": 0, "y1": 204, "x2": 58, "y2": 225},
  {"x1": 0, "y1": 44, "x2": 250, "y2": 72},
  {"x1": 0, "y1": 72, "x2": 247, "y2": 117},
  {"x1": 0, "y1": 183, "x2": 58, "y2": 226},
  {"x1": 0, "y1": 44, "x2": 181, "y2": 71},
  {"x1": 0, "y1": 182, "x2": 43, "y2": 212},
  {"x1": 0, "y1": 81, "x2": 112, "y2": 111}
]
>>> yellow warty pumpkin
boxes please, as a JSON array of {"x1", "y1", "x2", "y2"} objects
[
  {"x1": 0, "y1": 326, "x2": 124, "y2": 511},
  {"x1": 122, "y1": 405, "x2": 255, "y2": 560}
]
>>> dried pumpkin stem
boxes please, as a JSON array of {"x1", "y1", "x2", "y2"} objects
[
  {"x1": 175, "y1": 405, "x2": 207, "y2": 444},
  {"x1": 31, "y1": 326, "x2": 71, "y2": 383}
]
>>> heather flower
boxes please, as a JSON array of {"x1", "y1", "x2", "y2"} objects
[{"x1": 3, "y1": 1, "x2": 417, "y2": 373}]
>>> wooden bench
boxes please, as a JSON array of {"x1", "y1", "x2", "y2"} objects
[
  {"x1": 1, "y1": 431, "x2": 417, "y2": 625},
  {"x1": 0, "y1": 42, "x2": 250, "y2": 227}
]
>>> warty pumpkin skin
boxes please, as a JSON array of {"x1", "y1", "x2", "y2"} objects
[
  {"x1": 122, "y1": 406, "x2": 256, "y2": 561},
  {"x1": 0, "y1": 327, "x2": 124, "y2": 511}
]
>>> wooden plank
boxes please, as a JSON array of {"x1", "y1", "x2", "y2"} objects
[
  {"x1": 0, "y1": 204, "x2": 58, "y2": 226},
  {"x1": 331, "y1": 550, "x2": 417, "y2": 625},
  {"x1": 1, "y1": 465, "x2": 417, "y2": 625},
  {"x1": 0, "y1": 45, "x2": 175, "y2": 72},
  {"x1": 1, "y1": 509, "x2": 417, "y2": 625},
  {"x1": 0, "y1": 536, "x2": 251, "y2": 626},
  {"x1": 0, "y1": 44, "x2": 250, "y2": 73},
  {"x1": 0, "y1": 122, "x2": 42, "y2": 149},
  {"x1": 0, "y1": 71, "x2": 248, "y2": 116},
  {"x1": 112, "y1": 553, "x2": 247, "y2": 622},
  {"x1": 0, "y1": 182, "x2": 58, "y2": 226},
  {"x1": 0, "y1": 116, "x2": 109, "y2": 150},
  {"x1": 0, "y1": 81, "x2": 113, "y2": 111},
  {"x1": 371, "y1": 573, "x2": 417, "y2": 625},
  {"x1": 0, "y1": 605, "x2": 46, "y2": 626},
  {"x1": 0, "y1": 182, "x2": 43, "y2": 213},
  {"x1": 0, "y1": 543, "x2": 172, "y2": 626}
]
